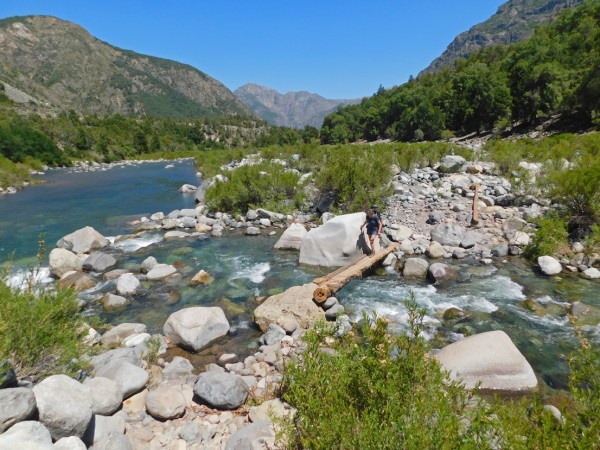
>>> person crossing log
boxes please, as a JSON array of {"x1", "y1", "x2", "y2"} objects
[{"x1": 312, "y1": 242, "x2": 399, "y2": 303}]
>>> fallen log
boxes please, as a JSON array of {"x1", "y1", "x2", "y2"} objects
[{"x1": 312, "y1": 242, "x2": 399, "y2": 303}]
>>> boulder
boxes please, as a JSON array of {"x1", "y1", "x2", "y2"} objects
[
  {"x1": 57, "y1": 272, "x2": 96, "y2": 291},
  {"x1": 538, "y1": 256, "x2": 562, "y2": 276},
  {"x1": 95, "y1": 361, "x2": 149, "y2": 399},
  {"x1": 403, "y1": 258, "x2": 429, "y2": 279},
  {"x1": 0, "y1": 421, "x2": 54, "y2": 450},
  {"x1": 254, "y1": 282, "x2": 325, "y2": 332},
  {"x1": 439, "y1": 155, "x2": 467, "y2": 173},
  {"x1": 100, "y1": 323, "x2": 147, "y2": 347},
  {"x1": 388, "y1": 224, "x2": 414, "y2": 242},
  {"x1": 179, "y1": 184, "x2": 197, "y2": 193},
  {"x1": 146, "y1": 263, "x2": 177, "y2": 280},
  {"x1": 436, "y1": 330, "x2": 537, "y2": 391},
  {"x1": 57, "y1": 226, "x2": 108, "y2": 254},
  {"x1": 428, "y1": 263, "x2": 453, "y2": 283},
  {"x1": 431, "y1": 224, "x2": 466, "y2": 247},
  {"x1": 194, "y1": 371, "x2": 248, "y2": 410},
  {"x1": 0, "y1": 387, "x2": 37, "y2": 432},
  {"x1": 82, "y1": 252, "x2": 117, "y2": 273},
  {"x1": 49, "y1": 248, "x2": 82, "y2": 278},
  {"x1": 426, "y1": 241, "x2": 445, "y2": 259},
  {"x1": 165, "y1": 230, "x2": 191, "y2": 240},
  {"x1": 145, "y1": 386, "x2": 186, "y2": 420},
  {"x1": 245, "y1": 226, "x2": 261, "y2": 235},
  {"x1": 460, "y1": 231, "x2": 483, "y2": 249},
  {"x1": 88, "y1": 414, "x2": 131, "y2": 450},
  {"x1": 116, "y1": 273, "x2": 140, "y2": 296},
  {"x1": 273, "y1": 223, "x2": 307, "y2": 250},
  {"x1": 260, "y1": 323, "x2": 286, "y2": 346},
  {"x1": 162, "y1": 356, "x2": 195, "y2": 382},
  {"x1": 100, "y1": 293, "x2": 128, "y2": 311},
  {"x1": 140, "y1": 256, "x2": 158, "y2": 273},
  {"x1": 225, "y1": 420, "x2": 275, "y2": 450},
  {"x1": 90, "y1": 347, "x2": 144, "y2": 372},
  {"x1": 163, "y1": 307, "x2": 230, "y2": 352},
  {"x1": 299, "y1": 212, "x2": 366, "y2": 267},
  {"x1": 32, "y1": 375, "x2": 93, "y2": 440},
  {"x1": 190, "y1": 269, "x2": 214, "y2": 285},
  {"x1": 83, "y1": 377, "x2": 123, "y2": 415},
  {"x1": 582, "y1": 267, "x2": 600, "y2": 280},
  {"x1": 54, "y1": 436, "x2": 87, "y2": 450}
]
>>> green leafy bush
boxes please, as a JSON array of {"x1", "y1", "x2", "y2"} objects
[
  {"x1": 0, "y1": 277, "x2": 89, "y2": 379},
  {"x1": 526, "y1": 211, "x2": 569, "y2": 259}
]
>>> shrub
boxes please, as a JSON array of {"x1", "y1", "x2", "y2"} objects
[
  {"x1": 526, "y1": 211, "x2": 569, "y2": 259},
  {"x1": 0, "y1": 276, "x2": 90, "y2": 380}
]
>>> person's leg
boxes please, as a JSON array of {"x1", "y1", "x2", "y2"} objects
[{"x1": 369, "y1": 234, "x2": 375, "y2": 254}]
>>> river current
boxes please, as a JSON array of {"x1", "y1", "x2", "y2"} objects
[{"x1": 1, "y1": 160, "x2": 598, "y2": 391}]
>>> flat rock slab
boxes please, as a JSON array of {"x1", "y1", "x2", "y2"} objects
[{"x1": 436, "y1": 330, "x2": 537, "y2": 392}]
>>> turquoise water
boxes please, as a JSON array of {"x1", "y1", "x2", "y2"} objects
[{"x1": 1, "y1": 160, "x2": 598, "y2": 390}]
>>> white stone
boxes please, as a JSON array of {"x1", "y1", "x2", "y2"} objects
[
  {"x1": 538, "y1": 256, "x2": 562, "y2": 275},
  {"x1": 163, "y1": 307, "x2": 230, "y2": 352},
  {"x1": 273, "y1": 223, "x2": 307, "y2": 250}
]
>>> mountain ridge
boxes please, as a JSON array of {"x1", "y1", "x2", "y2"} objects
[{"x1": 0, "y1": 15, "x2": 251, "y2": 118}]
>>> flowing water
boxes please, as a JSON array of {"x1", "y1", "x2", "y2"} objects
[{"x1": 1, "y1": 160, "x2": 598, "y2": 390}]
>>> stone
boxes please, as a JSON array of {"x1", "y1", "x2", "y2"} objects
[
  {"x1": 325, "y1": 303, "x2": 345, "y2": 320},
  {"x1": 248, "y1": 398, "x2": 293, "y2": 423},
  {"x1": 0, "y1": 421, "x2": 54, "y2": 450},
  {"x1": 83, "y1": 377, "x2": 123, "y2": 415},
  {"x1": 88, "y1": 414, "x2": 130, "y2": 450},
  {"x1": 260, "y1": 323, "x2": 287, "y2": 346},
  {"x1": 510, "y1": 231, "x2": 530, "y2": 246},
  {"x1": 299, "y1": 212, "x2": 367, "y2": 267},
  {"x1": 165, "y1": 230, "x2": 191, "y2": 240},
  {"x1": 0, "y1": 387, "x2": 36, "y2": 432},
  {"x1": 245, "y1": 226, "x2": 261, "y2": 235},
  {"x1": 100, "y1": 323, "x2": 147, "y2": 347},
  {"x1": 431, "y1": 224, "x2": 466, "y2": 247},
  {"x1": 491, "y1": 245, "x2": 508, "y2": 257},
  {"x1": 150, "y1": 212, "x2": 164, "y2": 221},
  {"x1": 163, "y1": 307, "x2": 230, "y2": 352},
  {"x1": 254, "y1": 283, "x2": 325, "y2": 332},
  {"x1": 322, "y1": 296, "x2": 338, "y2": 310},
  {"x1": 146, "y1": 263, "x2": 177, "y2": 280},
  {"x1": 439, "y1": 155, "x2": 467, "y2": 173},
  {"x1": 225, "y1": 420, "x2": 275, "y2": 450},
  {"x1": 194, "y1": 371, "x2": 249, "y2": 410},
  {"x1": 436, "y1": 330, "x2": 537, "y2": 391},
  {"x1": 163, "y1": 356, "x2": 195, "y2": 381},
  {"x1": 388, "y1": 224, "x2": 414, "y2": 242},
  {"x1": 403, "y1": 258, "x2": 429, "y2": 279},
  {"x1": 460, "y1": 231, "x2": 483, "y2": 249},
  {"x1": 57, "y1": 272, "x2": 97, "y2": 291},
  {"x1": 277, "y1": 316, "x2": 299, "y2": 334},
  {"x1": 95, "y1": 360, "x2": 149, "y2": 399},
  {"x1": 54, "y1": 436, "x2": 87, "y2": 450},
  {"x1": 572, "y1": 242, "x2": 585, "y2": 253},
  {"x1": 90, "y1": 347, "x2": 144, "y2": 373},
  {"x1": 116, "y1": 273, "x2": 140, "y2": 296},
  {"x1": 503, "y1": 217, "x2": 527, "y2": 239},
  {"x1": 101, "y1": 293, "x2": 128, "y2": 311},
  {"x1": 57, "y1": 226, "x2": 108, "y2": 254},
  {"x1": 0, "y1": 360, "x2": 17, "y2": 389},
  {"x1": 140, "y1": 256, "x2": 158, "y2": 273},
  {"x1": 443, "y1": 307, "x2": 465, "y2": 321},
  {"x1": 82, "y1": 252, "x2": 117, "y2": 273},
  {"x1": 273, "y1": 223, "x2": 308, "y2": 250},
  {"x1": 179, "y1": 184, "x2": 197, "y2": 193},
  {"x1": 428, "y1": 263, "x2": 452, "y2": 283},
  {"x1": 145, "y1": 386, "x2": 186, "y2": 420},
  {"x1": 452, "y1": 248, "x2": 467, "y2": 259},
  {"x1": 582, "y1": 267, "x2": 600, "y2": 280},
  {"x1": 190, "y1": 269, "x2": 214, "y2": 285},
  {"x1": 426, "y1": 241, "x2": 445, "y2": 258},
  {"x1": 49, "y1": 248, "x2": 82, "y2": 278},
  {"x1": 32, "y1": 375, "x2": 93, "y2": 440},
  {"x1": 538, "y1": 256, "x2": 562, "y2": 275},
  {"x1": 122, "y1": 389, "x2": 148, "y2": 415}
]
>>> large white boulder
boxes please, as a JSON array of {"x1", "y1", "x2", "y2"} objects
[
  {"x1": 299, "y1": 212, "x2": 366, "y2": 267},
  {"x1": 436, "y1": 330, "x2": 538, "y2": 391},
  {"x1": 56, "y1": 226, "x2": 108, "y2": 254},
  {"x1": 254, "y1": 283, "x2": 325, "y2": 332},
  {"x1": 0, "y1": 387, "x2": 37, "y2": 432},
  {"x1": 83, "y1": 377, "x2": 123, "y2": 415},
  {"x1": 49, "y1": 248, "x2": 82, "y2": 278},
  {"x1": 538, "y1": 256, "x2": 562, "y2": 275},
  {"x1": 0, "y1": 421, "x2": 54, "y2": 450},
  {"x1": 163, "y1": 307, "x2": 230, "y2": 352},
  {"x1": 32, "y1": 375, "x2": 93, "y2": 440},
  {"x1": 274, "y1": 223, "x2": 308, "y2": 250}
]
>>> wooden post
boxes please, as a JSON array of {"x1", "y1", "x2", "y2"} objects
[{"x1": 471, "y1": 183, "x2": 480, "y2": 225}]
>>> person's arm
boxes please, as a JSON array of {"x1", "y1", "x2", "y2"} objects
[
  {"x1": 360, "y1": 219, "x2": 367, "y2": 231},
  {"x1": 377, "y1": 219, "x2": 382, "y2": 235}
]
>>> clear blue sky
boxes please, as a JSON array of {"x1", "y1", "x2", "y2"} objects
[{"x1": 1, "y1": 1, "x2": 505, "y2": 99}]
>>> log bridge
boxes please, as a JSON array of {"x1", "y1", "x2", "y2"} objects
[{"x1": 312, "y1": 242, "x2": 399, "y2": 303}]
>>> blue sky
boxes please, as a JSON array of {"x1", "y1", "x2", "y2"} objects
[{"x1": 1, "y1": 1, "x2": 504, "y2": 99}]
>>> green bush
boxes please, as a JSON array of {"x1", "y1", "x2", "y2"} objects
[
  {"x1": 282, "y1": 296, "x2": 600, "y2": 448},
  {"x1": 0, "y1": 277, "x2": 89, "y2": 379},
  {"x1": 526, "y1": 212, "x2": 569, "y2": 259}
]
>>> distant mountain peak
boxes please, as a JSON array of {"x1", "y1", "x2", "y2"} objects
[{"x1": 234, "y1": 83, "x2": 360, "y2": 129}]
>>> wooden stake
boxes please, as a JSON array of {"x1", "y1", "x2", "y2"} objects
[{"x1": 471, "y1": 183, "x2": 480, "y2": 225}]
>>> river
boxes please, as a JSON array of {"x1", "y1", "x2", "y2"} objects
[{"x1": 1, "y1": 159, "x2": 598, "y2": 391}]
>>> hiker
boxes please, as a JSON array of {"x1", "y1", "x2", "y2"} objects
[{"x1": 360, "y1": 208, "x2": 382, "y2": 255}]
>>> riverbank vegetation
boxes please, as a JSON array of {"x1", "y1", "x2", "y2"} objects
[
  {"x1": 283, "y1": 300, "x2": 600, "y2": 448},
  {"x1": 320, "y1": 0, "x2": 600, "y2": 143}
]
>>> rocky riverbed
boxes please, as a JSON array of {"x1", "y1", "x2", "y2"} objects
[{"x1": 1, "y1": 153, "x2": 598, "y2": 449}]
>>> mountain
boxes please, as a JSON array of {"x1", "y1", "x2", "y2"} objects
[
  {"x1": 234, "y1": 83, "x2": 360, "y2": 129},
  {"x1": 421, "y1": 0, "x2": 585, "y2": 75},
  {"x1": 0, "y1": 15, "x2": 251, "y2": 118}
]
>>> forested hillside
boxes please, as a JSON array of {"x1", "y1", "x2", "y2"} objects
[{"x1": 321, "y1": 0, "x2": 600, "y2": 144}]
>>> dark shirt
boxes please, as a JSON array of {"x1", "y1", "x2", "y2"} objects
[{"x1": 366, "y1": 216, "x2": 381, "y2": 234}]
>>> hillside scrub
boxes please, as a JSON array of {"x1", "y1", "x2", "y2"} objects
[
  {"x1": 282, "y1": 299, "x2": 600, "y2": 449},
  {"x1": 321, "y1": 0, "x2": 600, "y2": 144}
]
